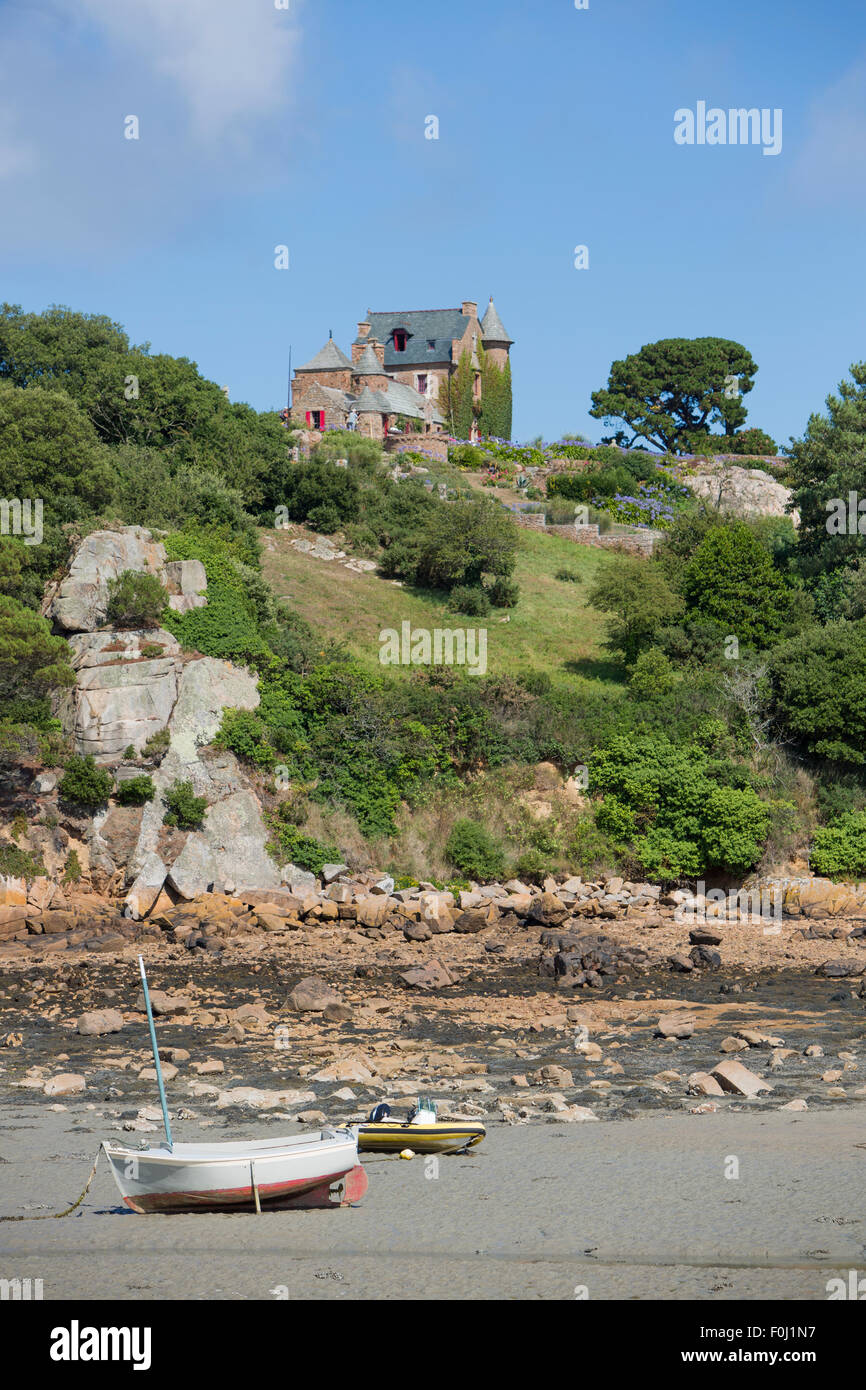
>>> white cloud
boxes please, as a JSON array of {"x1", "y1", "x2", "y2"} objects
[{"x1": 78, "y1": 0, "x2": 301, "y2": 137}]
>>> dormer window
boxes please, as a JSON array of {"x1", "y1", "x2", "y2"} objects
[
  {"x1": 394, "y1": 328, "x2": 408, "y2": 352},
  {"x1": 427, "y1": 339, "x2": 436, "y2": 351}
]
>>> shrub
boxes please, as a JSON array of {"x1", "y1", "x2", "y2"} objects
[
  {"x1": 63, "y1": 849, "x2": 82, "y2": 883},
  {"x1": 0, "y1": 843, "x2": 45, "y2": 878},
  {"x1": 105, "y1": 570, "x2": 166, "y2": 629},
  {"x1": 487, "y1": 576, "x2": 519, "y2": 608},
  {"x1": 124, "y1": 744, "x2": 137, "y2": 760},
  {"x1": 628, "y1": 647, "x2": 676, "y2": 699},
  {"x1": 769, "y1": 620, "x2": 866, "y2": 763},
  {"x1": 445, "y1": 818, "x2": 505, "y2": 881},
  {"x1": 513, "y1": 848, "x2": 551, "y2": 884},
  {"x1": 556, "y1": 568, "x2": 581, "y2": 583},
  {"x1": 114, "y1": 774, "x2": 156, "y2": 805},
  {"x1": 266, "y1": 809, "x2": 340, "y2": 874},
  {"x1": 214, "y1": 708, "x2": 276, "y2": 768},
  {"x1": 143, "y1": 727, "x2": 170, "y2": 760},
  {"x1": 810, "y1": 812, "x2": 866, "y2": 879},
  {"x1": 59, "y1": 754, "x2": 113, "y2": 808},
  {"x1": 306, "y1": 502, "x2": 344, "y2": 534},
  {"x1": 162, "y1": 780, "x2": 208, "y2": 829},
  {"x1": 447, "y1": 586, "x2": 491, "y2": 616},
  {"x1": 140, "y1": 642, "x2": 164, "y2": 658},
  {"x1": 10, "y1": 812, "x2": 27, "y2": 841}
]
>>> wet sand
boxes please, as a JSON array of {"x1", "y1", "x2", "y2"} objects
[{"x1": 1, "y1": 1102, "x2": 864, "y2": 1300}]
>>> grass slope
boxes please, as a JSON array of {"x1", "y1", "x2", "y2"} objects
[{"x1": 260, "y1": 523, "x2": 618, "y2": 687}]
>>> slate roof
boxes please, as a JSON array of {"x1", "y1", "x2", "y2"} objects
[
  {"x1": 481, "y1": 298, "x2": 512, "y2": 345},
  {"x1": 353, "y1": 380, "x2": 444, "y2": 424},
  {"x1": 365, "y1": 308, "x2": 470, "y2": 367},
  {"x1": 353, "y1": 344, "x2": 387, "y2": 375},
  {"x1": 296, "y1": 338, "x2": 353, "y2": 372}
]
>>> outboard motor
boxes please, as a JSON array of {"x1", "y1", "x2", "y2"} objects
[{"x1": 368, "y1": 1102, "x2": 392, "y2": 1123}]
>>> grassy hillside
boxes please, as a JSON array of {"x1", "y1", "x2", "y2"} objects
[{"x1": 260, "y1": 521, "x2": 617, "y2": 688}]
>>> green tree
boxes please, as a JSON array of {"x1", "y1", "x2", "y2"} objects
[
  {"x1": 680, "y1": 522, "x2": 804, "y2": 649},
  {"x1": 413, "y1": 496, "x2": 518, "y2": 591},
  {"x1": 589, "y1": 337, "x2": 758, "y2": 453},
  {"x1": 587, "y1": 556, "x2": 684, "y2": 663},
  {"x1": 0, "y1": 596, "x2": 75, "y2": 703},
  {"x1": 0, "y1": 381, "x2": 115, "y2": 519},
  {"x1": 769, "y1": 619, "x2": 866, "y2": 764},
  {"x1": 787, "y1": 361, "x2": 866, "y2": 574}
]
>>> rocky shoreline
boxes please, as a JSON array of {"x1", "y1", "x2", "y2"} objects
[{"x1": 2, "y1": 866, "x2": 865, "y2": 1140}]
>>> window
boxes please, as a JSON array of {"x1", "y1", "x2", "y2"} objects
[
  {"x1": 416, "y1": 374, "x2": 428, "y2": 395},
  {"x1": 427, "y1": 339, "x2": 436, "y2": 351},
  {"x1": 305, "y1": 409, "x2": 324, "y2": 429},
  {"x1": 394, "y1": 329, "x2": 407, "y2": 352}
]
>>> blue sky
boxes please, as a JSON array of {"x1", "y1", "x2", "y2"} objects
[{"x1": 3, "y1": 0, "x2": 866, "y2": 447}]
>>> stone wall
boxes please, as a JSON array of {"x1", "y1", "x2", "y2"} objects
[
  {"x1": 512, "y1": 512, "x2": 662, "y2": 556},
  {"x1": 385, "y1": 434, "x2": 450, "y2": 463}
]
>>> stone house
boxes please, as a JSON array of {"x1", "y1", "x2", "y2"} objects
[{"x1": 290, "y1": 297, "x2": 512, "y2": 441}]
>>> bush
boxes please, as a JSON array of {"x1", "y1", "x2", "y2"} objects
[
  {"x1": 214, "y1": 708, "x2": 276, "y2": 768},
  {"x1": 487, "y1": 576, "x2": 519, "y2": 608},
  {"x1": 556, "y1": 568, "x2": 581, "y2": 583},
  {"x1": 628, "y1": 647, "x2": 676, "y2": 699},
  {"x1": 589, "y1": 735, "x2": 777, "y2": 879},
  {"x1": 447, "y1": 586, "x2": 491, "y2": 617},
  {"x1": 143, "y1": 727, "x2": 170, "y2": 760},
  {"x1": 810, "y1": 812, "x2": 866, "y2": 879},
  {"x1": 114, "y1": 774, "x2": 156, "y2": 805},
  {"x1": 140, "y1": 642, "x2": 164, "y2": 658},
  {"x1": 445, "y1": 818, "x2": 505, "y2": 881},
  {"x1": 59, "y1": 754, "x2": 113, "y2": 808},
  {"x1": 513, "y1": 848, "x2": 551, "y2": 884},
  {"x1": 105, "y1": 570, "x2": 166, "y2": 629},
  {"x1": 306, "y1": 502, "x2": 344, "y2": 534},
  {"x1": 162, "y1": 780, "x2": 208, "y2": 829},
  {"x1": 266, "y1": 809, "x2": 340, "y2": 874},
  {"x1": 63, "y1": 849, "x2": 82, "y2": 883},
  {"x1": 0, "y1": 843, "x2": 46, "y2": 878}
]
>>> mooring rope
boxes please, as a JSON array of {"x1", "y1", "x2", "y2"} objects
[{"x1": 0, "y1": 1148, "x2": 101, "y2": 1221}]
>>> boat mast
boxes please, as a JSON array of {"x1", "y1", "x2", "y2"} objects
[{"x1": 138, "y1": 956, "x2": 173, "y2": 1151}]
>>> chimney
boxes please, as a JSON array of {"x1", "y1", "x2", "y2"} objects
[
  {"x1": 462, "y1": 300, "x2": 477, "y2": 319},
  {"x1": 357, "y1": 321, "x2": 371, "y2": 339},
  {"x1": 370, "y1": 337, "x2": 386, "y2": 367}
]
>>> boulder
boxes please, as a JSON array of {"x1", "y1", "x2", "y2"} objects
[
  {"x1": 43, "y1": 1073, "x2": 86, "y2": 1097},
  {"x1": 125, "y1": 852, "x2": 168, "y2": 919},
  {"x1": 710, "y1": 1060, "x2": 773, "y2": 1096},
  {"x1": 656, "y1": 1014, "x2": 695, "y2": 1039},
  {"x1": 77, "y1": 1009, "x2": 125, "y2": 1036},
  {"x1": 288, "y1": 976, "x2": 341, "y2": 1012},
  {"x1": 134, "y1": 989, "x2": 189, "y2": 1016},
  {"x1": 399, "y1": 959, "x2": 455, "y2": 990},
  {"x1": 47, "y1": 527, "x2": 166, "y2": 632}
]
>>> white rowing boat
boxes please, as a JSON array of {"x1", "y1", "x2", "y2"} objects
[
  {"x1": 103, "y1": 1129, "x2": 367, "y2": 1213},
  {"x1": 101, "y1": 959, "x2": 367, "y2": 1214}
]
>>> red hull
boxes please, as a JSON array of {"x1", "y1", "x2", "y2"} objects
[{"x1": 123, "y1": 1163, "x2": 368, "y2": 1214}]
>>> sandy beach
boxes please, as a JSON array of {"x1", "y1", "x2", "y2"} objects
[{"x1": 1, "y1": 1099, "x2": 864, "y2": 1301}]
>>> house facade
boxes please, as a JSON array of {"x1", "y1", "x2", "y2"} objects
[{"x1": 290, "y1": 297, "x2": 512, "y2": 441}]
